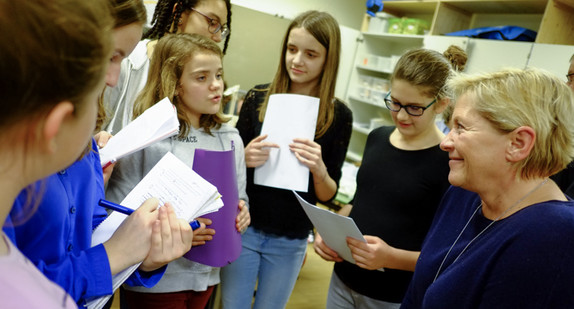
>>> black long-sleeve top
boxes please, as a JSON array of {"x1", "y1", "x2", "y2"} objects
[
  {"x1": 236, "y1": 84, "x2": 353, "y2": 239},
  {"x1": 335, "y1": 126, "x2": 451, "y2": 302}
]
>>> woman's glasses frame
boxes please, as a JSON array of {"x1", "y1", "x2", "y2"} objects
[{"x1": 191, "y1": 7, "x2": 229, "y2": 38}]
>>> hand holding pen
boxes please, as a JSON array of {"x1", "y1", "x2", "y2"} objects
[
  {"x1": 99, "y1": 199, "x2": 201, "y2": 230},
  {"x1": 99, "y1": 198, "x2": 199, "y2": 274}
]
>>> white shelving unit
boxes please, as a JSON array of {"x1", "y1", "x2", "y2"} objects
[{"x1": 345, "y1": 33, "x2": 425, "y2": 161}]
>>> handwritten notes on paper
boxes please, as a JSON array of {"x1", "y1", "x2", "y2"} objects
[
  {"x1": 254, "y1": 94, "x2": 319, "y2": 192},
  {"x1": 88, "y1": 152, "x2": 222, "y2": 309}
]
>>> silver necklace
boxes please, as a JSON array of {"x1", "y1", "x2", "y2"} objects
[{"x1": 432, "y1": 178, "x2": 549, "y2": 283}]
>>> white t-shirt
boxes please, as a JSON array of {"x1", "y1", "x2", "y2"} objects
[{"x1": 0, "y1": 233, "x2": 77, "y2": 308}]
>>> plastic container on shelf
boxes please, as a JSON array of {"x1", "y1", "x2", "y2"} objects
[
  {"x1": 356, "y1": 86, "x2": 371, "y2": 100},
  {"x1": 360, "y1": 54, "x2": 392, "y2": 72},
  {"x1": 367, "y1": 12, "x2": 395, "y2": 34},
  {"x1": 360, "y1": 54, "x2": 378, "y2": 69},
  {"x1": 371, "y1": 77, "x2": 390, "y2": 92},
  {"x1": 376, "y1": 56, "x2": 391, "y2": 72},
  {"x1": 358, "y1": 74, "x2": 373, "y2": 87},
  {"x1": 371, "y1": 89, "x2": 386, "y2": 106}
]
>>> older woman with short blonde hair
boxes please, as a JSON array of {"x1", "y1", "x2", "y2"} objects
[{"x1": 402, "y1": 67, "x2": 574, "y2": 308}]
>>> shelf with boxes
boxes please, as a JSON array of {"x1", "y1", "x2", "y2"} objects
[
  {"x1": 366, "y1": 0, "x2": 574, "y2": 45},
  {"x1": 345, "y1": 0, "x2": 574, "y2": 163}
]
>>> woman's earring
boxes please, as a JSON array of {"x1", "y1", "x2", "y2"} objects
[{"x1": 178, "y1": 18, "x2": 183, "y2": 25}]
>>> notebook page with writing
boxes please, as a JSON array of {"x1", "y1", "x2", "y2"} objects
[{"x1": 87, "y1": 152, "x2": 222, "y2": 309}]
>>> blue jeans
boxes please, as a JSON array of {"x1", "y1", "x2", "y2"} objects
[
  {"x1": 327, "y1": 272, "x2": 401, "y2": 309},
  {"x1": 220, "y1": 227, "x2": 307, "y2": 309}
]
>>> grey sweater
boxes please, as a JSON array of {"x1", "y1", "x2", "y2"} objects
[{"x1": 106, "y1": 123, "x2": 248, "y2": 293}]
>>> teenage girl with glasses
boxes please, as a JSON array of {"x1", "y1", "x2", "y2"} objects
[{"x1": 313, "y1": 46, "x2": 467, "y2": 309}]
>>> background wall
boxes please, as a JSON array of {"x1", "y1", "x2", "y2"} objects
[
  {"x1": 142, "y1": 0, "x2": 366, "y2": 102},
  {"x1": 230, "y1": 0, "x2": 366, "y2": 29},
  {"x1": 221, "y1": 5, "x2": 290, "y2": 92},
  {"x1": 222, "y1": 5, "x2": 361, "y2": 100},
  {"x1": 144, "y1": 0, "x2": 366, "y2": 29}
]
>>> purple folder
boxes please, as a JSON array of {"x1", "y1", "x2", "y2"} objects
[{"x1": 183, "y1": 148, "x2": 242, "y2": 267}]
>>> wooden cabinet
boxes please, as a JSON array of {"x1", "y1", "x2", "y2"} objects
[{"x1": 374, "y1": 0, "x2": 574, "y2": 45}]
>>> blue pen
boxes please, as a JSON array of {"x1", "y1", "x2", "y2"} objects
[{"x1": 98, "y1": 199, "x2": 201, "y2": 230}]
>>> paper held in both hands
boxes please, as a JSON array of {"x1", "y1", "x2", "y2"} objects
[
  {"x1": 87, "y1": 152, "x2": 223, "y2": 309},
  {"x1": 254, "y1": 94, "x2": 319, "y2": 192},
  {"x1": 99, "y1": 97, "x2": 179, "y2": 167},
  {"x1": 294, "y1": 191, "x2": 384, "y2": 272},
  {"x1": 293, "y1": 191, "x2": 365, "y2": 264}
]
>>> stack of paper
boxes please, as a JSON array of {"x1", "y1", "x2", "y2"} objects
[
  {"x1": 99, "y1": 97, "x2": 179, "y2": 167},
  {"x1": 88, "y1": 152, "x2": 223, "y2": 309}
]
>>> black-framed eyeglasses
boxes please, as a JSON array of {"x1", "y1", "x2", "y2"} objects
[
  {"x1": 191, "y1": 8, "x2": 229, "y2": 38},
  {"x1": 566, "y1": 73, "x2": 574, "y2": 83},
  {"x1": 384, "y1": 92, "x2": 436, "y2": 116}
]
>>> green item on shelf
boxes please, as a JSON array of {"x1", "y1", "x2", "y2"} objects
[
  {"x1": 403, "y1": 18, "x2": 429, "y2": 35},
  {"x1": 387, "y1": 18, "x2": 403, "y2": 34}
]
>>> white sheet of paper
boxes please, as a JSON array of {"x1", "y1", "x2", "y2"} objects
[
  {"x1": 254, "y1": 94, "x2": 319, "y2": 192},
  {"x1": 99, "y1": 97, "x2": 179, "y2": 166},
  {"x1": 87, "y1": 152, "x2": 222, "y2": 309},
  {"x1": 293, "y1": 191, "x2": 365, "y2": 264}
]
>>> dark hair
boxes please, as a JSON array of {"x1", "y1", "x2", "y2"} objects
[
  {"x1": 392, "y1": 46, "x2": 467, "y2": 128},
  {"x1": 0, "y1": 0, "x2": 113, "y2": 129},
  {"x1": 392, "y1": 46, "x2": 467, "y2": 100},
  {"x1": 97, "y1": 0, "x2": 147, "y2": 132},
  {"x1": 0, "y1": 0, "x2": 113, "y2": 224},
  {"x1": 144, "y1": 0, "x2": 231, "y2": 54},
  {"x1": 443, "y1": 45, "x2": 467, "y2": 72},
  {"x1": 110, "y1": 0, "x2": 147, "y2": 28}
]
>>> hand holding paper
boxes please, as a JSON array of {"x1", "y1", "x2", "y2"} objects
[
  {"x1": 99, "y1": 97, "x2": 179, "y2": 167},
  {"x1": 254, "y1": 94, "x2": 319, "y2": 192},
  {"x1": 293, "y1": 191, "x2": 365, "y2": 264},
  {"x1": 244, "y1": 134, "x2": 279, "y2": 168}
]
